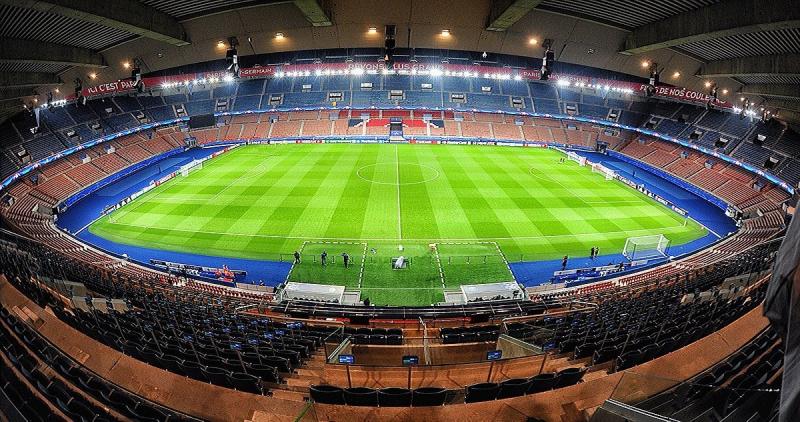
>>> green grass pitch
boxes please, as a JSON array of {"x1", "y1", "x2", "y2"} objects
[{"x1": 89, "y1": 143, "x2": 707, "y2": 306}]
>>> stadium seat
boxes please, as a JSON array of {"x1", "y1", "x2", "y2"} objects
[
  {"x1": 412, "y1": 387, "x2": 448, "y2": 406},
  {"x1": 615, "y1": 350, "x2": 643, "y2": 370},
  {"x1": 465, "y1": 382, "x2": 500, "y2": 403},
  {"x1": 202, "y1": 366, "x2": 230, "y2": 386},
  {"x1": 227, "y1": 372, "x2": 263, "y2": 395},
  {"x1": 496, "y1": 378, "x2": 531, "y2": 399},
  {"x1": 378, "y1": 387, "x2": 413, "y2": 407},
  {"x1": 310, "y1": 385, "x2": 345, "y2": 404},
  {"x1": 344, "y1": 387, "x2": 378, "y2": 406},
  {"x1": 527, "y1": 372, "x2": 557, "y2": 394},
  {"x1": 554, "y1": 367, "x2": 586, "y2": 388}
]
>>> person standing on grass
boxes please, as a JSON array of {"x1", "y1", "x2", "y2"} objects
[
  {"x1": 590, "y1": 247, "x2": 596, "y2": 260},
  {"x1": 321, "y1": 250, "x2": 327, "y2": 266},
  {"x1": 343, "y1": 252, "x2": 350, "y2": 269},
  {"x1": 561, "y1": 255, "x2": 568, "y2": 271},
  {"x1": 293, "y1": 250, "x2": 300, "y2": 264},
  {"x1": 594, "y1": 246, "x2": 600, "y2": 259}
]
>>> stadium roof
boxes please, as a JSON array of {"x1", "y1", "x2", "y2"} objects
[{"x1": 0, "y1": 0, "x2": 798, "y2": 124}]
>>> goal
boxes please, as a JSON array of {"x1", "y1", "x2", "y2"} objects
[
  {"x1": 567, "y1": 151, "x2": 586, "y2": 166},
  {"x1": 622, "y1": 234, "x2": 670, "y2": 260},
  {"x1": 179, "y1": 159, "x2": 203, "y2": 177},
  {"x1": 591, "y1": 162, "x2": 616, "y2": 180}
]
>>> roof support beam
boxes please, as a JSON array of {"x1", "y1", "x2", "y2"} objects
[
  {"x1": 621, "y1": 0, "x2": 800, "y2": 54},
  {"x1": 0, "y1": 87, "x2": 36, "y2": 101},
  {"x1": 486, "y1": 0, "x2": 543, "y2": 31},
  {"x1": 696, "y1": 54, "x2": 800, "y2": 78},
  {"x1": 741, "y1": 84, "x2": 800, "y2": 100},
  {"x1": 0, "y1": 38, "x2": 106, "y2": 68},
  {"x1": 0, "y1": 72, "x2": 62, "y2": 88},
  {"x1": 2, "y1": 0, "x2": 190, "y2": 46},
  {"x1": 292, "y1": 0, "x2": 332, "y2": 27},
  {"x1": 761, "y1": 98, "x2": 800, "y2": 115}
]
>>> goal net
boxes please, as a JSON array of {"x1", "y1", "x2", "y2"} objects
[
  {"x1": 567, "y1": 151, "x2": 586, "y2": 166},
  {"x1": 591, "y1": 162, "x2": 616, "y2": 180},
  {"x1": 179, "y1": 159, "x2": 203, "y2": 177},
  {"x1": 622, "y1": 234, "x2": 670, "y2": 260}
]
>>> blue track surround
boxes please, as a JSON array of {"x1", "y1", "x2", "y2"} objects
[{"x1": 53, "y1": 137, "x2": 736, "y2": 289}]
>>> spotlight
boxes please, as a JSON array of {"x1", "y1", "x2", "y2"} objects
[
  {"x1": 54, "y1": 87, "x2": 60, "y2": 93},
  {"x1": 441, "y1": 29, "x2": 451, "y2": 37},
  {"x1": 131, "y1": 59, "x2": 143, "y2": 93},
  {"x1": 722, "y1": 89, "x2": 728, "y2": 95},
  {"x1": 641, "y1": 60, "x2": 650, "y2": 68},
  {"x1": 539, "y1": 39, "x2": 554, "y2": 81},
  {"x1": 529, "y1": 38, "x2": 538, "y2": 45},
  {"x1": 644, "y1": 62, "x2": 661, "y2": 97},
  {"x1": 216, "y1": 40, "x2": 225, "y2": 49},
  {"x1": 88, "y1": 72, "x2": 97, "y2": 80},
  {"x1": 226, "y1": 37, "x2": 240, "y2": 78},
  {"x1": 123, "y1": 61, "x2": 131, "y2": 69},
  {"x1": 740, "y1": 97, "x2": 745, "y2": 102},
  {"x1": 706, "y1": 82, "x2": 718, "y2": 109},
  {"x1": 275, "y1": 32, "x2": 285, "y2": 39},
  {"x1": 672, "y1": 71, "x2": 680, "y2": 79},
  {"x1": 368, "y1": 26, "x2": 377, "y2": 34},
  {"x1": 384, "y1": 25, "x2": 396, "y2": 69}
]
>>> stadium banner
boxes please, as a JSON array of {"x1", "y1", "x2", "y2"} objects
[
  {"x1": 552, "y1": 262, "x2": 630, "y2": 282},
  {"x1": 95, "y1": 144, "x2": 239, "y2": 217},
  {"x1": 607, "y1": 150, "x2": 731, "y2": 211},
  {"x1": 54, "y1": 60, "x2": 731, "y2": 110},
  {"x1": 59, "y1": 147, "x2": 184, "y2": 212},
  {"x1": 615, "y1": 173, "x2": 689, "y2": 217},
  {"x1": 150, "y1": 259, "x2": 246, "y2": 282}
]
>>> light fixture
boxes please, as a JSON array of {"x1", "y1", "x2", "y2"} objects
[
  {"x1": 275, "y1": 32, "x2": 285, "y2": 39},
  {"x1": 88, "y1": 72, "x2": 97, "y2": 79},
  {"x1": 529, "y1": 37, "x2": 538, "y2": 45},
  {"x1": 216, "y1": 40, "x2": 225, "y2": 48},
  {"x1": 441, "y1": 29, "x2": 451, "y2": 37},
  {"x1": 672, "y1": 71, "x2": 680, "y2": 78},
  {"x1": 368, "y1": 26, "x2": 377, "y2": 34},
  {"x1": 740, "y1": 96, "x2": 745, "y2": 101},
  {"x1": 704, "y1": 81, "x2": 711, "y2": 88},
  {"x1": 123, "y1": 61, "x2": 131, "y2": 69},
  {"x1": 54, "y1": 87, "x2": 60, "y2": 93},
  {"x1": 33, "y1": 97, "x2": 38, "y2": 103},
  {"x1": 641, "y1": 60, "x2": 650, "y2": 68},
  {"x1": 722, "y1": 89, "x2": 728, "y2": 95}
]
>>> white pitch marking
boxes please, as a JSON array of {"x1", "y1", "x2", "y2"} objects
[
  {"x1": 103, "y1": 221, "x2": 689, "y2": 242},
  {"x1": 395, "y1": 145, "x2": 402, "y2": 240}
]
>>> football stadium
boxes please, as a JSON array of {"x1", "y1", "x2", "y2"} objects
[{"x1": 0, "y1": 1, "x2": 797, "y2": 421}]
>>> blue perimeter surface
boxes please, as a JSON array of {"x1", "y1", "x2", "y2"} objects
[
  {"x1": 57, "y1": 146, "x2": 735, "y2": 288},
  {"x1": 508, "y1": 151, "x2": 737, "y2": 287},
  {"x1": 56, "y1": 146, "x2": 292, "y2": 285}
]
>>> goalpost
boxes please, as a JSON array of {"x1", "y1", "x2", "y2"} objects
[
  {"x1": 591, "y1": 162, "x2": 616, "y2": 180},
  {"x1": 179, "y1": 159, "x2": 203, "y2": 177},
  {"x1": 622, "y1": 234, "x2": 670, "y2": 260}
]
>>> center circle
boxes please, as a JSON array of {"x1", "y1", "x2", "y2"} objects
[{"x1": 356, "y1": 163, "x2": 440, "y2": 185}]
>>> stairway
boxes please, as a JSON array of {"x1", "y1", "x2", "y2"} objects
[{"x1": 285, "y1": 349, "x2": 327, "y2": 388}]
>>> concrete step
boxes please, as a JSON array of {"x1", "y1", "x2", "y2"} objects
[{"x1": 269, "y1": 389, "x2": 308, "y2": 402}]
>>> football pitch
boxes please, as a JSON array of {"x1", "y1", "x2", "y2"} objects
[{"x1": 89, "y1": 143, "x2": 707, "y2": 305}]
